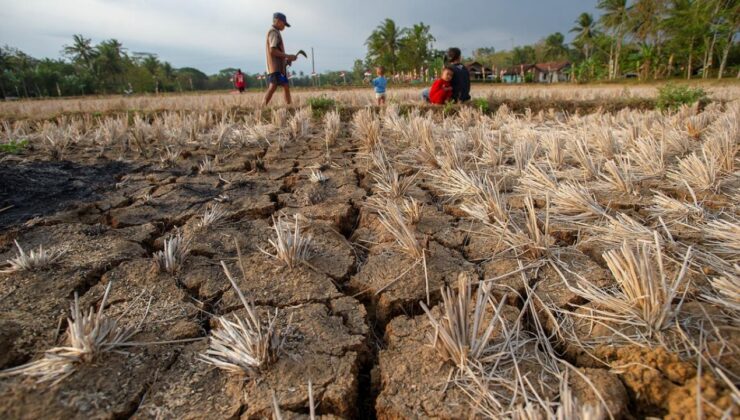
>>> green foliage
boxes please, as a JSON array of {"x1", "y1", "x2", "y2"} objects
[
  {"x1": 656, "y1": 84, "x2": 708, "y2": 111},
  {"x1": 365, "y1": 19, "x2": 437, "y2": 74},
  {"x1": 442, "y1": 101, "x2": 455, "y2": 115},
  {"x1": 472, "y1": 98, "x2": 490, "y2": 113},
  {"x1": 307, "y1": 96, "x2": 337, "y2": 117},
  {"x1": 0, "y1": 139, "x2": 28, "y2": 154}
]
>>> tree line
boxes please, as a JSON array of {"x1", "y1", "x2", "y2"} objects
[
  {"x1": 476, "y1": 0, "x2": 738, "y2": 82},
  {"x1": 0, "y1": 35, "x2": 369, "y2": 99},
  {"x1": 362, "y1": 0, "x2": 739, "y2": 82},
  {"x1": 1, "y1": 1, "x2": 737, "y2": 98}
]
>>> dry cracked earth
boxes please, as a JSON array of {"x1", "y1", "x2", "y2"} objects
[{"x1": 0, "y1": 108, "x2": 737, "y2": 419}]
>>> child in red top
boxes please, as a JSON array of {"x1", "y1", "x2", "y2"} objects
[
  {"x1": 234, "y1": 69, "x2": 246, "y2": 93},
  {"x1": 422, "y1": 66, "x2": 454, "y2": 104}
]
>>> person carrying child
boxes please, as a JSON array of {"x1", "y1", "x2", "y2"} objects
[
  {"x1": 372, "y1": 66, "x2": 387, "y2": 106},
  {"x1": 421, "y1": 66, "x2": 454, "y2": 105}
]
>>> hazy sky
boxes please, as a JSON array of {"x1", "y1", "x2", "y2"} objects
[{"x1": 0, "y1": 0, "x2": 599, "y2": 75}]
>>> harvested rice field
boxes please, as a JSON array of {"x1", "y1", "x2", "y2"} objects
[{"x1": 0, "y1": 88, "x2": 738, "y2": 419}]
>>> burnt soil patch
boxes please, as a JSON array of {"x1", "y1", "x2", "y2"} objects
[{"x1": 0, "y1": 160, "x2": 129, "y2": 229}]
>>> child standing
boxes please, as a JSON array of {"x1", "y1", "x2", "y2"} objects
[
  {"x1": 372, "y1": 66, "x2": 387, "y2": 106},
  {"x1": 422, "y1": 66, "x2": 454, "y2": 105}
]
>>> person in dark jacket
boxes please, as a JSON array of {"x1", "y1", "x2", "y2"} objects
[{"x1": 446, "y1": 47, "x2": 471, "y2": 103}]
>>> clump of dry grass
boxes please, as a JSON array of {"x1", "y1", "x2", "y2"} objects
[
  {"x1": 261, "y1": 215, "x2": 313, "y2": 269},
  {"x1": 0, "y1": 282, "x2": 137, "y2": 384},
  {"x1": 324, "y1": 110, "x2": 341, "y2": 147},
  {"x1": 1, "y1": 240, "x2": 66, "y2": 274},
  {"x1": 592, "y1": 213, "x2": 655, "y2": 246},
  {"x1": 542, "y1": 134, "x2": 566, "y2": 169},
  {"x1": 352, "y1": 108, "x2": 380, "y2": 150},
  {"x1": 377, "y1": 201, "x2": 424, "y2": 260},
  {"x1": 370, "y1": 147, "x2": 418, "y2": 198},
  {"x1": 669, "y1": 149, "x2": 720, "y2": 192},
  {"x1": 309, "y1": 168, "x2": 328, "y2": 184},
  {"x1": 199, "y1": 155, "x2": 215, "y2": 174},
  {"x1": 154, "y1": 232, "x2": 191, "y2": 274},
  {"x1": 401, "y1": 197, "x2": 423, "y2": 224},
  {"x1": 702, "y1": 218, "x2": 740, "y2": 265},
  {"x1": 289, "y1": 108, "x2": 311, "y2": 139},
  {"x1": 550, "y1": 182, "x2": 607, "y2": 224},
  {"x1": 271, "y1": 108, "x2": 287, "y2": 128},
  {"x1": 512, "y1": 137, "x2": 539, "y2": 172},
  {"x1": 159, "y1": 146, "x2": 180, "y2": 167},
  {"x1": 570, "y1": 137, "x2": 600, "y2": 178},
  {"x1": 704, "y1": 130, "x2": 737, "y2": 174},
  {"x1": 561, "y1": 232, "x2": 692, "y2": 340},
  {"x1": 702, "y1": 267, "x2": 740, "y2": 314},
  {"x1": 647, "y1": 189, "x2": 704, "y2": 224},
  {"x1": 460, "y1": 177, "x2": 508, "y2": 224},
  {"x1": 197, "y1": 204, "x2": 227, "y2": 229},
  {"x1": 517, "y1": 163, "x2": 558, "y2": 197},
  {"x1": 201, "y1": 261, "x2": 286, "y2": 376},
  {"x1": 487, "y1": 195, "x2": 552, "y2": 260},
  {"x1": 600, "y1": 156, "x2": 636, "y2": 194},
  {"x1": 420, "y1": 273, "x2": 505, "y2": 368},
  {"x1": 428, "y1": 166, "x2": 487, "y2": 201},
  {"x1": 593, "y1": 127, "x2": 620, "y2": 159},
  {"x1": 628, "y1": 136, "x2": 665, "y2": 177}
]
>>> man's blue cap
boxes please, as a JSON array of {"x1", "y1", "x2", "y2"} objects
[{"x1": 273, "y1": 12, "x2": 291, "y2": 27}]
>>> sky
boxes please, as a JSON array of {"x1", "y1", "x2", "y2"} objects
[{"x1": 0, "y1": 0, "x2": 599, "y2": 75}]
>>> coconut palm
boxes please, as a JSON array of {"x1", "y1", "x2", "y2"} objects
[
  {"x1": 399, "y1": 23, "x2": 436, "y2": 73},
  {"x1": 598, "y1": 0, "x2": 631, "y2": 78},
  {"x1": 63, "y1": 34, "x2": 96, "y2": 70},
  {"x1": 366, "y1": 19, "x2": 407, "y2": 73},
  {"x1": 544, "y1": 32, "x2": 569, "y2": 61},
  {"x1": 570, "y1": 13, "x2": 598, "y2": 60}
]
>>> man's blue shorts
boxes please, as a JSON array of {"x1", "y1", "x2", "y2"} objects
[{"x1": 267, "y1": 72, "x2": 289, "y2": 86}]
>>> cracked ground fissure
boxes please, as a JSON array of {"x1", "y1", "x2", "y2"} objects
[{"x1": 0, "y1": 114, "x2": 657, "y2": 419}]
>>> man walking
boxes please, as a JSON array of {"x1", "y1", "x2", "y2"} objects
[
  {"x1": 446, "y1": 48, "x2": 471, "y2": 103},
  {"x1": 263, "y1": 12, "x2": 297, "y2": 106}
]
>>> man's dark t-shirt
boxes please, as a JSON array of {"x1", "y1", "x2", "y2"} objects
[{"x1": 450, "y1": 63, "x2": 471, "y2": 102}]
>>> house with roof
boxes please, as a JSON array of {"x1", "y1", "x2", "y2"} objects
[
  {"x1": 534, "y1": 61, "x2": 571, "y2": 83},
  {"x1": 465, "y1": 62, "x2": 494, "y2": 80},
  {"x1": 500, "y1": 64, "x2": 536, "y2": 83}
]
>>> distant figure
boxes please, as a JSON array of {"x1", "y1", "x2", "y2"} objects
[
  {"x1": 446, "y1": 47, "x2": 471, "y2": 103},
  {"x1": 234, "y1": 69, "x2": 246, "y2": 93},
  {"x1": 263, "y1": 12, "x2": 297, "y2": 106},
  {"x1": 421, "y1": 66, "x2": 454, "y2": 105},
  {"x1": 372, "y1": 66, "x2": 387, "y2": 106}
]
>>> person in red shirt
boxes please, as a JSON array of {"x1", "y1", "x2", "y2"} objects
[
  {"x1": 422, "y1": 66, "x2": 454, "y2": 104},
  {"x1": 234, "y1": 69, "x2": 246, "y2": 93}
]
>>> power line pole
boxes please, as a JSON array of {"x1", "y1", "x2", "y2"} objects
[{"x1": 311, "y1": 47, "x2": 317, "y2": 87}]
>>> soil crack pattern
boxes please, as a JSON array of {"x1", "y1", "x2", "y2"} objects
[{"x1": 1, "y1": 98, "x2": 739, "y2": 420}]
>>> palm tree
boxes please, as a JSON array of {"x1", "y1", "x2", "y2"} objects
[
  {"x1": 95, "y1": 39, "x2": 126, "y2": 92},
  {"x1": 598, "y1": 0, "x2": 631, "y2": 79},
  {"x1": 570, "y1": 13, "x2": 597, "y2": 60},
  {"x1": 544, "y1": 32, "x2": 568, "y2": 61},
  {"x1": 141, "y1": 55, "x2": 160, "y2": 76},
  {"x1": 366, "y1": 19, "x2": 407, "y2": 73},
  {"x1": 629, "y1": 0, "x2": 668, "y2": 79},
  {"x1": 63, "y1": 34, "x2": 96, "y2": 70},
  {"x1": 399, "y1": 23, "x2": 436, "y2": 73}
]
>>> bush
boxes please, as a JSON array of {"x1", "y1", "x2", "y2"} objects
[
  {"x1": 656, "y1": 84, "x2": 708, "y2": 111},
  {"x1": 307, "y1": 96, "x2": 337, "y2": 117},
  {"x1": 0, "y1": 139, "x2": 28, "y2": 154},
  {"x1": 472, "y1": 98, "x2": 490, "y2": 113}
]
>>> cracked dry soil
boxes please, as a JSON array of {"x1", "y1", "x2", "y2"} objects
[{"x1": 0, "y1": 111, "x2": 735, "y2": 420}]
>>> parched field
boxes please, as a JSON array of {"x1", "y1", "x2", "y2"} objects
[{"x1": 0, "y1": 86, "x2": 738, "y2": 419}]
